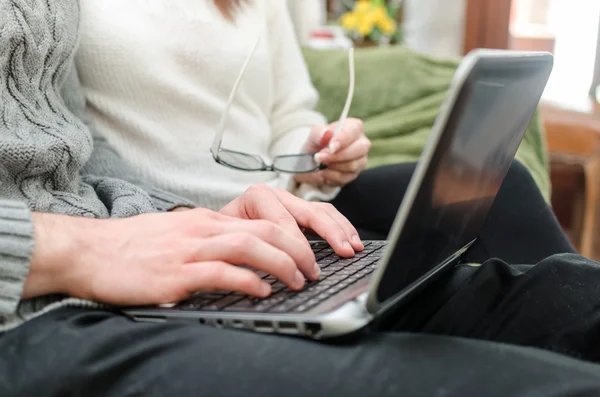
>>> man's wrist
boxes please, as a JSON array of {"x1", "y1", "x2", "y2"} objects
[{"x1": 24, "y1": 213, "x2": 89, "y2": 299}]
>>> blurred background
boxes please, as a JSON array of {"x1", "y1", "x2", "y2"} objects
[{"x1": 288, "y1": 0, "x2": 600, "y2": 259}]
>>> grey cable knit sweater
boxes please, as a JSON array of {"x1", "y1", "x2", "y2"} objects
[{"x1": 0, "y1": 0, "x2": 194, "y2": 331}]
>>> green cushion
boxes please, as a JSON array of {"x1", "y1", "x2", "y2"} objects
[{"x1": 302, "y1": 46, "x2": 551, "y2": 202}]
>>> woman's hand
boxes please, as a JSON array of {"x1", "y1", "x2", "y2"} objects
[{"x1": 295, "y1": 118, "x2": 371, "y2": 187}]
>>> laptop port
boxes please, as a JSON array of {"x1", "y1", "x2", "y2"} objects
[
  {"x1": 199, "y1": 318, "x2": 206, "y2": 325},
  {"x1": 254, "y1": 320, "x2": 274, "y2": 332},
  {"x1": 215, "y1": 318, "x2": 224, "y2": 327},
  {"x1": 277, "y1": 321, "x2": 299, "y2": 334},
  {"x1": 231, "y1": 320, "x2": 244, "y2": 328},
  {"x1": 304, "y1": 322, "x2": 322, "y2": 337}
]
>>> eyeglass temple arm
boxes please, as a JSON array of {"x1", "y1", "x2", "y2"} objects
[
  {"x1": 333, "y1": 48, "x2": 355, "y2": 137},
  {"x1": 211, "y1": 35, "x2": 262, "y2": 155}
]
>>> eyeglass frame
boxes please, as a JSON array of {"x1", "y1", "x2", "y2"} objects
[{"x1": 210, "y1": 35, "x2": 356, "y2": 174}]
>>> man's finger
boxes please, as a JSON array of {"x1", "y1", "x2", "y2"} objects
[
  {"x1": 220, "y1": 185, "x2": 307, "y2": 245},
  {"x1": 316, "y1": 136, "x2": 371, "y2": 164},
  {"x1": 218, "y1": 185, "x2": 319, "y2": 281},
  {"x1": 190, "y1": 233, "x2": 309, "y2": 290},
  {"x1": 326, "y1": 118, "x2": 364, "y2": 153},
  {"x1": 218, "y1": 219, "x2": 319, "y2": 282},
  {"x1": 244, "y1": 185, "x2": 310, "y2": 245},
  {"x1": 317, "y1": 203, "x2": 363, "y2": 252},
  {"x1": 272, "y1": 189, "x2": 355, "y2": 257},
  {"x1": 180, "y1": 261, "x2": 272, "y2": 298}
]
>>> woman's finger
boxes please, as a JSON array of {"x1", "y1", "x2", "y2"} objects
[
  {"x1": 325, "y1": 157, "x2": 368, "y2": 174},
  {"x1": 321, "y1": 169, "x2": 360, "y2": 187},
  {"x1": 316, "y1": 136, "x2": 371, "y2": 163},
  {"x1": 326, "y1": 118, "x2": 364, "y2": 153}
]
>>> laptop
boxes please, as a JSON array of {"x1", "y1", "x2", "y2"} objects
[{"x1": 126, "y1": 49, "x2": 554, "y2": 339}]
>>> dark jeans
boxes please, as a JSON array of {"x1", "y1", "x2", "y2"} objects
[{"x1": 2, "y1": 161, "x2": 600, "y2": 397}]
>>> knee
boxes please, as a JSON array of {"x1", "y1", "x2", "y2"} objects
[
  {"x1": 507, "y1": 159, "x2": 532, "y2": 182},
  {"x1": 503, "y1": 160, "x2": 539, "y2": 193},
  {"x1": 533, "y1": 253, "x2": 600, "y2": 282}
]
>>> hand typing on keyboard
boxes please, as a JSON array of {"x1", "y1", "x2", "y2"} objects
[
  {"x1": 178, "y1": 241, "x2": 386, "y2": 313},
  {"x1": 220, "y1": 186, "x2": 363, "y2": 256},
  {"x1": 60, "y1": 185, "x2": 363, "y2": 308}
]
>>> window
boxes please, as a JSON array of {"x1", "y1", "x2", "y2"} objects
[{"x1": 509, "y1": 0, "x2": 600, "y2": 107}]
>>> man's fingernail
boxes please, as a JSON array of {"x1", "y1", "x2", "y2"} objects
[
  {"x1": 312, "y1": 263, "x2": 321, "y2": 279},
  {"x1": 343, "y1": 241, "x2": 352, "y2": 250},
  {"x1": 294, "y1": 270, "x2": 305, "y2": 288},
  {"x1": 352, "y1": 235, "x2": 361, "y2": 244},
  {"x1": 314, "y1": 153, "x2": 324, "y2": 163},
  {"x1": 261, "y1": 282, "x2": 272, "y2": 296},
  {"x1": 329, "y1": 141, "x2": 341, "y2": 153}
]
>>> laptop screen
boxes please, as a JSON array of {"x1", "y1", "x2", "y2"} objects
[{"x1": 374, "y1": 54, "x2": 553, "y2": 305}]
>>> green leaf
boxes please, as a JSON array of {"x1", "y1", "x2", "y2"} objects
[{"x1": 369, "y1": 27, "x2": 383, "y2": 42}]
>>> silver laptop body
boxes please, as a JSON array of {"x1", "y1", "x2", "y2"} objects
[{"x1": 126, "y1": 50, "x2": 554, "y2": 339}]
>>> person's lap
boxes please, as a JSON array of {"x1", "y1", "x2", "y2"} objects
[
  {"x1": 2, "y1": 306, "x2": 600, "y2": 397},
  {"x1": 2, "y1": 252, "x2": 600, "y2": 396}
]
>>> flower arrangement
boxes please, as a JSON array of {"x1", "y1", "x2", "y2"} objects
[{"x1": 339, "y1": 0, "x2": 402, "y2": 46}]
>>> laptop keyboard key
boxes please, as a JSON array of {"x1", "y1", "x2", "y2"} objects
[{"x1": 212, "y1": 294, "x2": 245, "y2": 309}]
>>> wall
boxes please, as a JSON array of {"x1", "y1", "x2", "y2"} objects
[
  {"x1": 402, "y1": 0, "x2": 467, "y2": 58},
  {"x1": 287, "y1": 0, "x2": 327, "y2": 44}
]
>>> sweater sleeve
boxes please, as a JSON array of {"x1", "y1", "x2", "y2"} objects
[
  {"x1": 61, "y1": 65, "x2": 196, "y2": 212},
  {"x1": 0, "y1": 201, "x2": 34, "y2": 319},
  {"x1": 265, "y1": 1, "x2": 340, "y2": 202}
]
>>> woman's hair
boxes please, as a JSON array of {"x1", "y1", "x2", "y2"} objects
[{"x1": 214, "y1": 0, "x2": 247, "y2": 20}]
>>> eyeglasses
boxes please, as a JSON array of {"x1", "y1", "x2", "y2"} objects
[{"x1": 210, "y1": 36, "x2": 356, "y2": 173}]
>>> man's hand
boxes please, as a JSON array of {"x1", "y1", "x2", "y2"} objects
[
  {"x1": 219, "y1": 184, "x2": 363, "y2": 257},
  {"x1": 24, "y1": 209, "x2": 325, "y2": 306},
  {"x1": 23, "y1": 187, "x2": 363, "y2": 306},
  {"x1": 295, "y1": 118, "x2": 371, "y2": 187}
]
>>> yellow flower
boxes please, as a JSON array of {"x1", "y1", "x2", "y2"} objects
[
  {"x1": 371, "y1": 6, "x2": 389, "y2": 23},
  {"x1": 377, "y1": 16, "x2": 397, "y2": 34},
  {"x1": 340, "y1": 12, "x2": 358, "y2": 30},
  {"x1": 354, "y1": 0, "x2": 371, "y2": 14},
  {"x1": 364, "y1": 9, "x2": 378, "y2": 25},
  {"x1": 358, "y1": 18, "x2": 374, "y2": 36},
  {"x1": 341, "y1": 1, "x2": 392, "y2": 37}
]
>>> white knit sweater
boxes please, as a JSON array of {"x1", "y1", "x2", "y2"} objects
[{"x1": 76, "y1": 0, "x2": 339, "y2": 210}]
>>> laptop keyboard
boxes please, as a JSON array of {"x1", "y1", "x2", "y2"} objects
[{"x1": 176, "y1": 241, "x2": 387, "y2": 314}]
